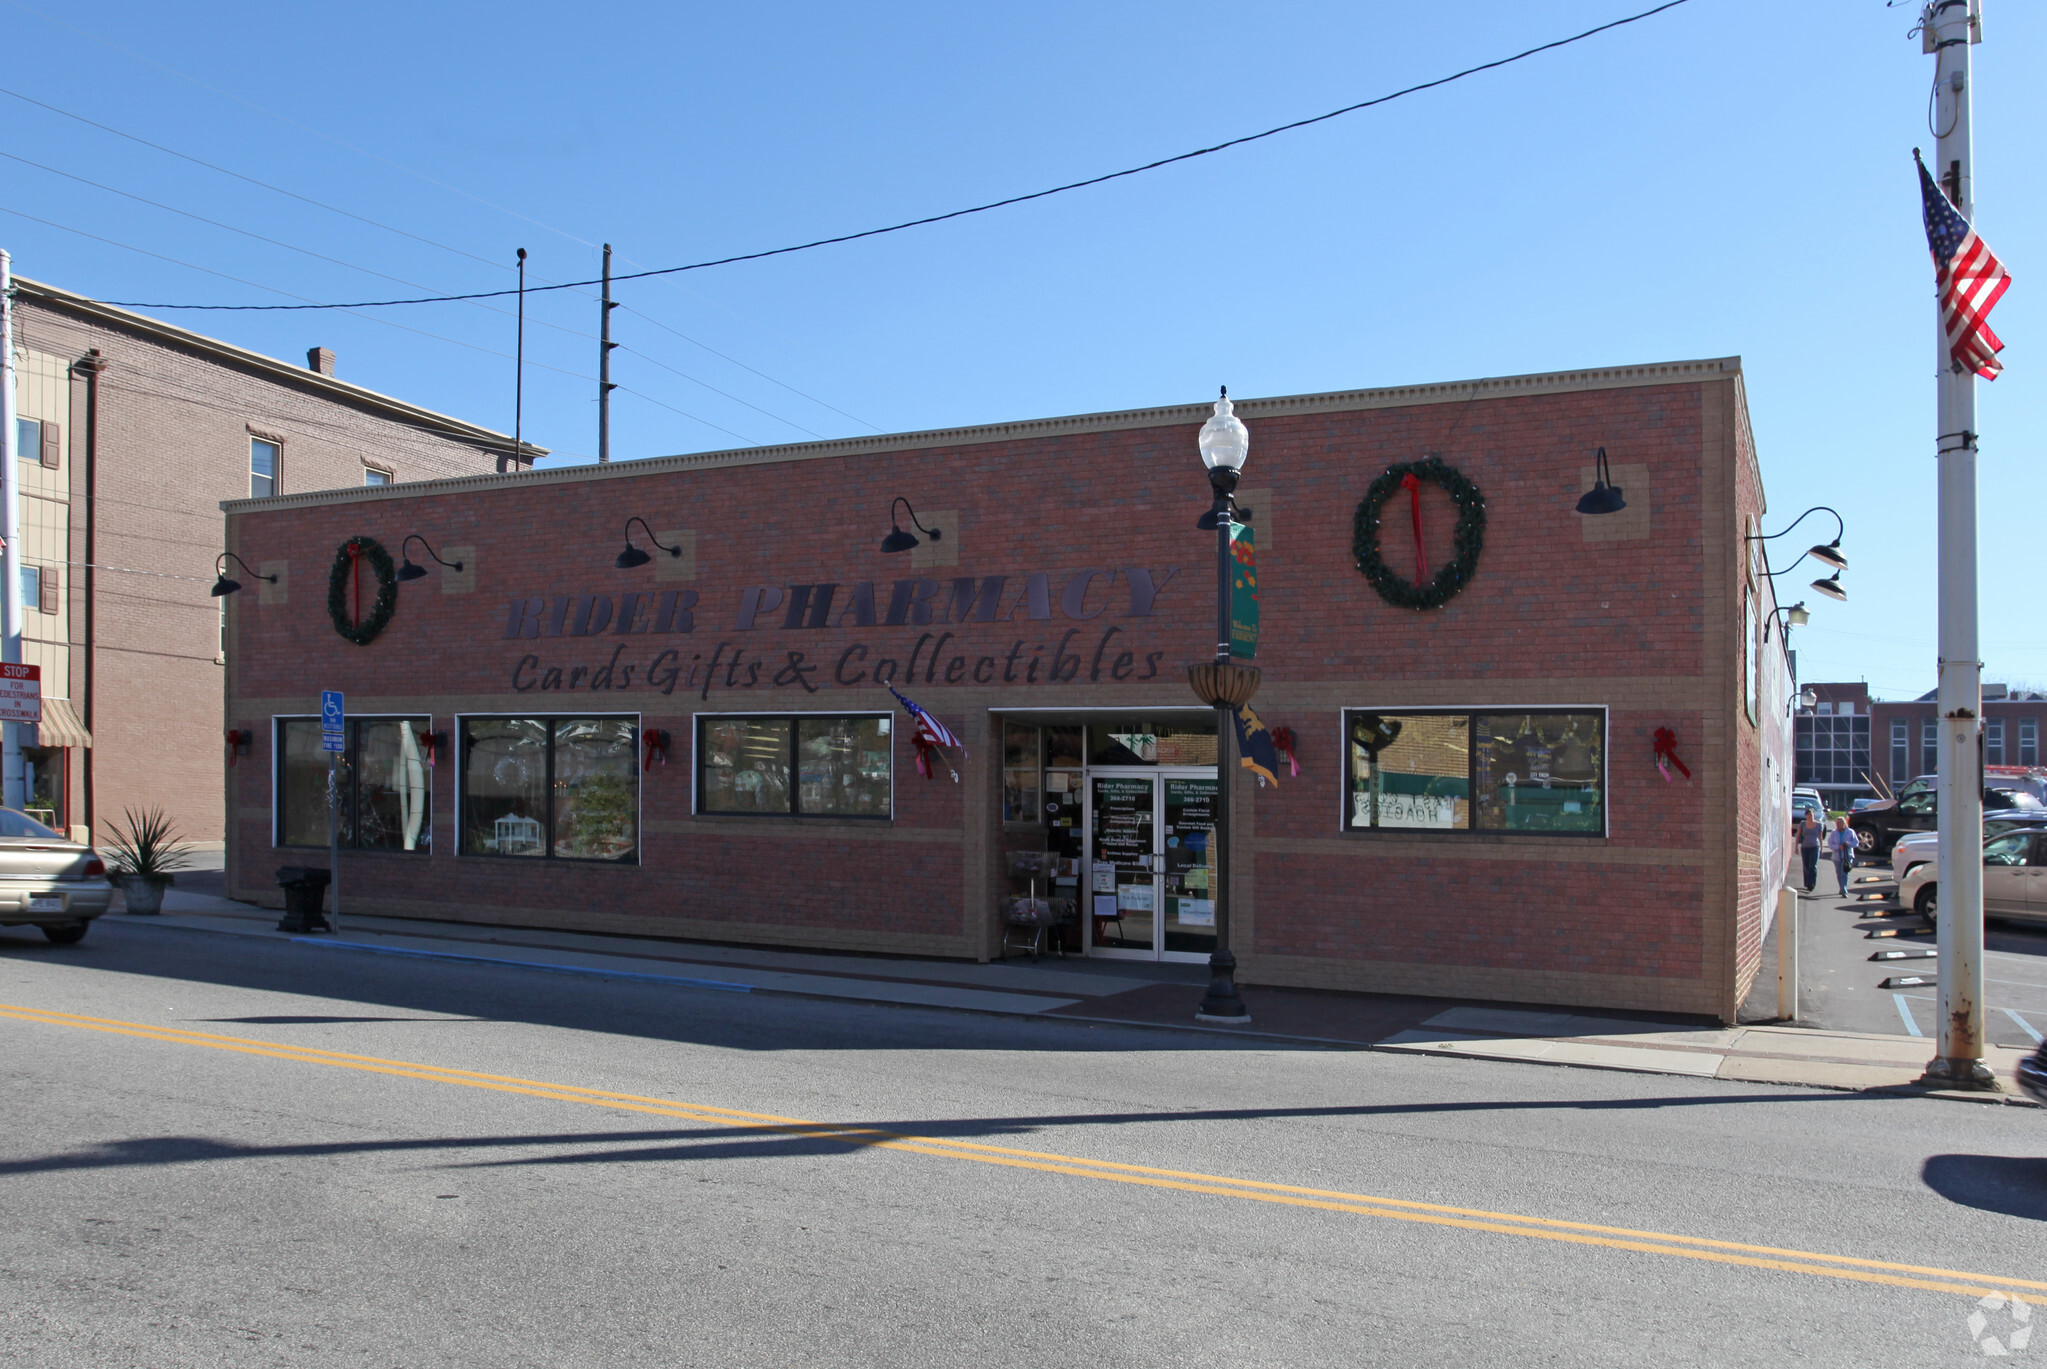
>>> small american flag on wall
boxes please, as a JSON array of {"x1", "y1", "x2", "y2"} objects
[{"x1": 1918, "y1": 152, "x2": 2011, "y2": 379}]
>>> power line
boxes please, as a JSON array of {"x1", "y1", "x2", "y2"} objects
[
  {"x1": 89, "y1": 0, "x2": 1696, "y2": 313},
  {"x1": 0, "y1": 118, "x2": 863, "y2": 437},
  {"x1": 0, "y1": 84, "x2": 509, "y2": 274},
  {"x1": 616, "y1": 304, "x2": 883, "y2": 433},
  {"x1": 0, "y1": 204, "x2": 598, "y2": 386},
  {"x1": 617, "y1": 346, "x2": 823, "y2": 439},
  {"x1": 3, "y1": 0, "x2": 599, "y2": 252}
]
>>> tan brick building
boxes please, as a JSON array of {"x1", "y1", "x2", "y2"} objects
[{"x1": 8, "y1": 277, "x2": 536, "y2": 844}]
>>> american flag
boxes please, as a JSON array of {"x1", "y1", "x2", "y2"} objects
[
  {"x1": 888, "y1": 685, "x2": 962, "y2": 752},
  {"x1": 1918, "y1": 154, "x2": 2011, "y2": 379}
]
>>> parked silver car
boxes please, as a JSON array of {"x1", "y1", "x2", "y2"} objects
[
  {"x1": 1890, "y1": 810, "x2": 2047, "y2": 883},
  {"x1": 0, "y1": 809, "x2": 112, "y2": 943},
  {"x1": 1898, "y1": 827, "x2": 2047, "y2": 924}
]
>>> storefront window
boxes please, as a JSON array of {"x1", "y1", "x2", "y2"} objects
[
  {"x1": 22, "y1": 745, "x2": 63, "y2": 831},
  {"x1": 1087, "y1": 719, "x2": 1218, "y2": 766},
  {"x1": 1473, "y1": 713, "x2": 1604, "y2": 833},
  {"x1": 1347, "y1": 713, "x2": 1470, "y2": 830},
  {"x1": 1344, "y1": 709, "x2": 1606, "y2": 837},
  {"x1": 698, "y1": 714, "x2": 890, "y2": 819},
  {"x1": 277, "y1": 716, "x2": 432, "y2": 851},
  {"x1": 1004, "y1": 723, "x2": 1041, "y2": 824},
  {"x1": 458, "y1": 716, "x2": 638, "y2": 861}
]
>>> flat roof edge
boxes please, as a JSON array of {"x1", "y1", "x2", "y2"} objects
[{"x1": 221, "y1": 355, "x2": 1741, "y2": 515}]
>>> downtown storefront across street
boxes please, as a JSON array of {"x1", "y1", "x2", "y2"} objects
[{"x1": 224, "y1": 356, "x2": 1789, "y2": 1021}]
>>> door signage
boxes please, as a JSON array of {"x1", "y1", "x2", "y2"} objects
[{"x1": 0, "y1": 663, "x2": 40, "y2": 724}]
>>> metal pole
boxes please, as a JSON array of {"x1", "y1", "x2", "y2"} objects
[
  {"x1": 513, "y1": 247, "x2": 527, "y2": 470},
  {"x1": 327, "y1": 751, "x2": 341, "y2": 936},
  {"x1": 1926, "y1": 0, "x2": 1990, "y2": 1086},
  {"x1": 599, "y1": 244, "x2": 615, "y2": 463},
  {"x1": 1775, "y1": 886, "x2": 1798, "y2": 1021},
  {"x1": 0, "y1": 248, "x2": 23, "y2": 811},
  {"x1": 1197, "y1": 494, "x2": 1247, "y2": 1022}
]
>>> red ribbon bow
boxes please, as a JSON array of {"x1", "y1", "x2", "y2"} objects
[
  {"x1": 1653, "y1": 727, "x2": 1691, "y2": 782},
  {"x1": 1399, "y1": 472, "x2": 1430, "y2": 582},
  {"x1": 1270, "y1": 726, "x2": 1301, "y2": 779},
  {"x1": 643, "y1": 730, "x2": 669, "y2": 771}
]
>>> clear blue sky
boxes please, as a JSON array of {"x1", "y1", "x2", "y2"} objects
[{"x1": 3, "y1": 0, "x2": 2040, "y2": 698}]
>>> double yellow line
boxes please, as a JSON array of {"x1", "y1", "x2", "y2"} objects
[{"x1": 6, "y1": 1000, "x2": 2040, "y2": 1301}]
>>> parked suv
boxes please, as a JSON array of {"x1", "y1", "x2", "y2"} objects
[
  {"x1": 1898, "y1": 828, "x2": 2047, "y2": 925},
  {"x1": 1851, "y1": 776, "x2": 2043, "y2": 857}
]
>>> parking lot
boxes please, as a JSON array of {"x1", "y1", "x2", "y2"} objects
[{"x1": 1750, "y1": 856, "x2": 2047, "y2": 1051}]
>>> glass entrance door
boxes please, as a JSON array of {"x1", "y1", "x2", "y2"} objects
[
  {"x1": 1088, "y1": 774, "x2": 1156, "y2": 954},
  {"x1": 1160, "y1": 773, "x2": 1218, "y2": 958},
  {"x1": 1086, "y1": 769, "x2": 1217, "y2": 961}
]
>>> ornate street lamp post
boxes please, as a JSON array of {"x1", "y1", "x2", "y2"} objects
[{"x1": 1187, "y1": 389, "x2": 1254, "y2": 1023}]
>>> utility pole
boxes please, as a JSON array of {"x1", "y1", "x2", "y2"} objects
[
  {"x1": 0, "y1": 248, "x2": 24, "y2": 811},
  {"x1": 513, "y1": 247, "x2": 527, "y2": 471},
  {"x1": 1923, "y1": 0, "x2": 1991, "y2": 1087},
  {"x1": 599, "y1": 244, "x2": 618, "y2": 463}
]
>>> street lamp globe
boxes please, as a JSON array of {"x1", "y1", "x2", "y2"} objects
[
  {"x1": 1785, "y1": 602, "x2": 1811, "y2": 627},
  {"x1": 1198, "y1": 388, "x2": 1249, "y2": 474}
]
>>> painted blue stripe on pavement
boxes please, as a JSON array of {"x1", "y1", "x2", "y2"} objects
[{"x1": 291, "y1": 938, "x2": 753, "y2": 993}]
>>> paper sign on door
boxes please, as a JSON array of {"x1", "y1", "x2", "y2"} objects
[{"x1": 1118, "y1": 883, "x2": 1155, "y2": 913}]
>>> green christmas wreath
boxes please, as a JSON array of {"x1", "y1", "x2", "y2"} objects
[
  {"x1": 327, "y1": 536, "x2": 399, "y2": 646},
  {"x1": 1352, "y1": 455, "x2": 1487, "y2": 611}
]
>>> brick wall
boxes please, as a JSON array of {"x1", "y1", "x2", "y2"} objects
[{"x1": 223, "y1": 362, "x2": 1764, "y2": 1016}]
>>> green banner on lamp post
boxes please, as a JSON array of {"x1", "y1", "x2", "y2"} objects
[{"x1": 1229, "y1": 521, "x2": 1258, "y2": 660}]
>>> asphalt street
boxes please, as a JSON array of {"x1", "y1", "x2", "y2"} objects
[{"x1": 3, "y1": 918, "x2": 2044, "y2": 1368}]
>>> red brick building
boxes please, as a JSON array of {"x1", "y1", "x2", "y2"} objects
[
  {"x1": 222, "y1": 356, "x2": 1789, "y2": 1020},
  {"x1": 9, "y1": 278, "x2": 533, "y2": 844},
  {"x1": 1797, "y1": 681, "x2": 2047, "y2": 807}
]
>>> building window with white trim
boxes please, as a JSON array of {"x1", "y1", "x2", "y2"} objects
[
  {"x1": 1891, "y1": 719, "x2": 1909, "y2": 783},
  {"x1": 459, "y1": 717, "x2": 639, "y2": 860},
  {"x1": 1922, "y1": 719, "x2": 1939, "y2": 776},
  {"x1": 1987, "y1": 719, "x2": 2005, "y2": 766},
  {"x1": 276, "y1": 716, "x2": 432, "y2": 851},
  {"x1": 1345, "y1": 709, "x2": 1606, "y2": 835},
  {"x1": 2021, "y1": 719, "x2": 2039, "y2": 767},
  {"x1": 251, "y1": 438, "x2": 280, "y2": 498},
  {"x1": 364, "y1": 467, "x2": 392, "y2": 486},
  {"x1": 697, "y1": 714, "x2": 891, "y2": 819}
]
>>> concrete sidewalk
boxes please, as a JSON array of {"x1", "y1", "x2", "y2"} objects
[{"x1": 100, "y1": 885, "x2": 2038, "y2": 1105}]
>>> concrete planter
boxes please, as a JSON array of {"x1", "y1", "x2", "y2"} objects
[{"x1": 120, "y1": 874, "x2": 173, "y2": 916}]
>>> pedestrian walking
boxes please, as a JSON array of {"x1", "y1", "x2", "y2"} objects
[
  {"x1": 1798, "y1": 812, "x2": 1824, "y2": 893},
  {"x1": 1826, "y1": 817, "x2": 1858, "y2": 895}
]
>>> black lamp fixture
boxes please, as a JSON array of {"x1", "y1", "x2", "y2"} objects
[
  {"x1": 615, "y1": 517, "x2": 682, "y2": 570},
  {"x1": 1747, "y1": 506, "x2": 1848, "y2": 572},
  {"x1": 1811, "y1": 571, "x2": 1848, "y2": 602},
  {"x1": 880, "y1": 497, "x2": 941, "y2": 555},
  {"x1": 395, "y1": 534, "x2": 464, "y2": 583},
  {"x1": 209, "y1": 552, "x2": 278, "y2": 598},
  {"x1": 1575, "y1": 447, "x2": 1627, "y2": 516}
]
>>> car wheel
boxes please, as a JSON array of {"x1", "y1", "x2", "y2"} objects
[
  {"x1": 1854, "y1": 827, "x2": 1877, "y2": 852},
  {"x1": 40, "y1": 922, "x2": 87, "y2": 945},
  {"x1": 1914, "y1": 885, "x2": 1938, "y2": 924}
]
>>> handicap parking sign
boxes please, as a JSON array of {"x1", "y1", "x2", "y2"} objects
[{"x1": 321, "y1": 689, "x2": 345, "y2": 753}]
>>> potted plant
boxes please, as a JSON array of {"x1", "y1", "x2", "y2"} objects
[{"x1": 104, "y1": 807, "x2": 193, "y2": 916}]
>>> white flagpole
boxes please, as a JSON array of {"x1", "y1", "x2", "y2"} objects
[{"x1": 1923, "y1": 0, "x2": 1990, "y2": 1087}]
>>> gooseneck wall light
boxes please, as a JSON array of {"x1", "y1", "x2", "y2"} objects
[
  {"x1": 1752, "y1": 507, "x2": 1850, "y2": 604},
  {"x1": 615, "y1": 517, "x2": 683, "y2": 570},
  {"x1": 395, "y1": 535, "x2": 464, "y2": 583},
  {"x1": 1575, "y1": 447, "x2": 1627, "y2": 516},
  {"x1": 209, "y1": 552, "x2": 278, "y2": 598},
  {"x1": 879, "y1": 498, "x2": 942, "y2": 555}
]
